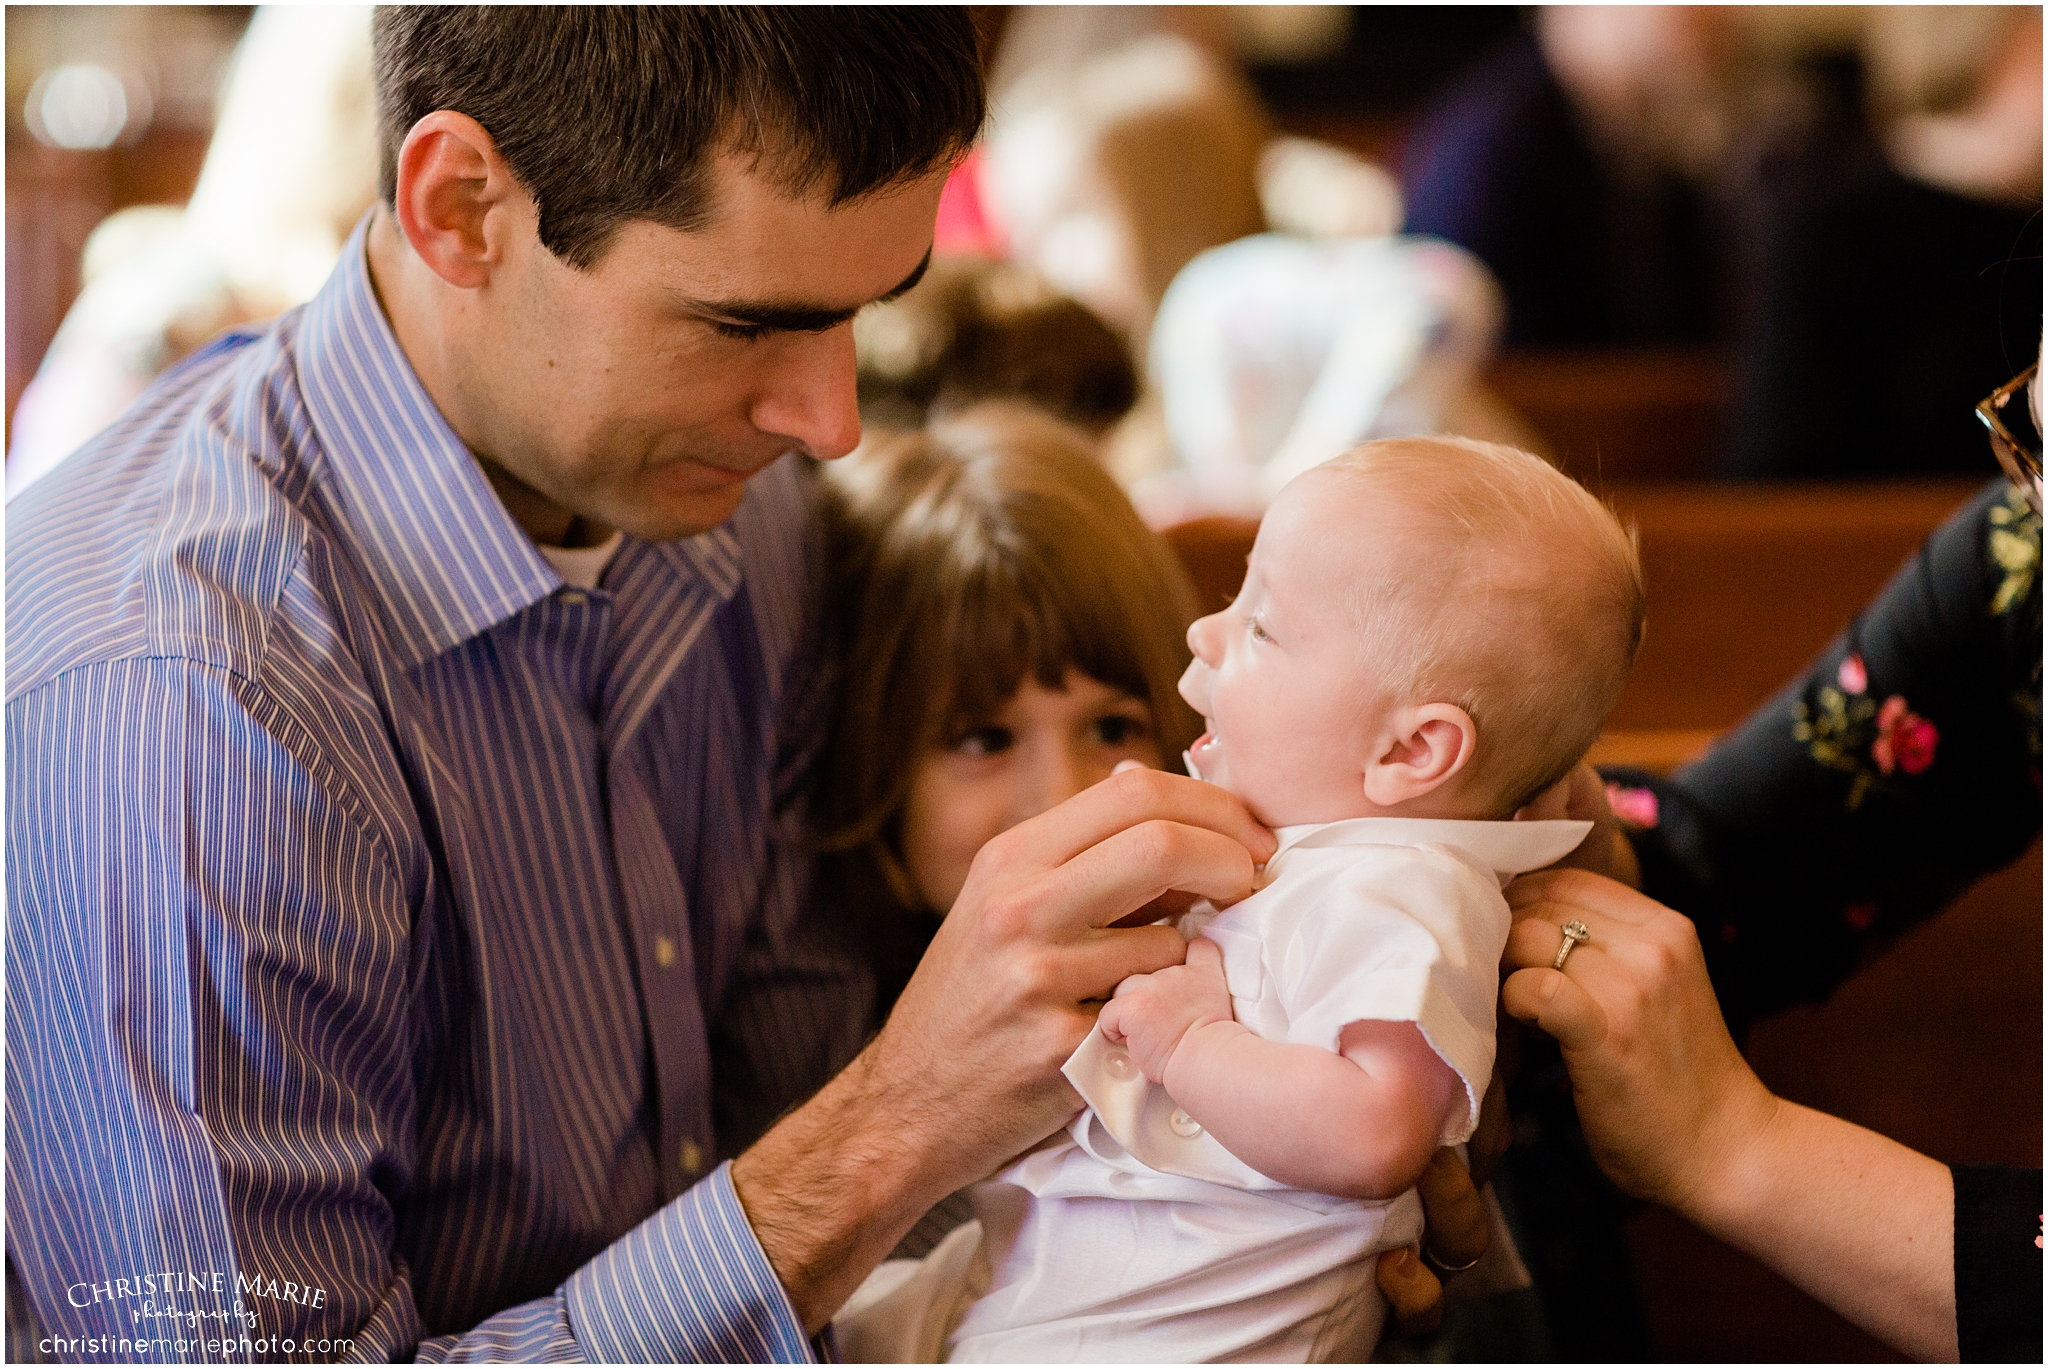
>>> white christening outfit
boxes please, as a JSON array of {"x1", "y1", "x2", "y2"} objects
[{"x1": 835, "y1": 816, "x2": 1588, "y2": 1363}]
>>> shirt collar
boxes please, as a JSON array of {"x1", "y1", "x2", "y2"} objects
[
  {"x1": 294, "y1": 215, "x2": 563, "y2": 669},
  {"x1": 1267, "y1": 816, "x2": 1593, "y2": 880}
]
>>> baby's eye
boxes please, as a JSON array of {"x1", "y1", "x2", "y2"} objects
[
  {"x1": 1091, "y1": 713, "x2": 1152, "y2": 747},
  {"x1": 711, "y1": 320, "x2": 774, "y2": 343},
  {"x1": 1248, "y1": 616, "x2": 1272, "y2": 643},
  {"x1": 951, "y1": 725, "x2": 1013, "y2": 757}
]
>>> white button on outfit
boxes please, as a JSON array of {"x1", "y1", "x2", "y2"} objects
[{"x1": 835, "y1": 816, "x2": 1588, "y2": 1364}]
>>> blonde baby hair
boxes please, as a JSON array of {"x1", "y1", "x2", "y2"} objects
[{"x1": 1320, "y1": 436, "x2": 1646, "y2": 815}]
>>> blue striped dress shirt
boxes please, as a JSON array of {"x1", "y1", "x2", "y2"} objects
[{"x1": 6, "y1": 219, "x2": 870, "y2": 1362}]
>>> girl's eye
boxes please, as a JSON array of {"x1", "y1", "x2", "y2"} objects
[
  {"x1": 952, "y1": 725, "x2": 1013, "y2": 757},
  {"x1": 712, "y1": 320, "x2": 773, "y2": 343},
  {"x1": 1091, "y1": 713, "x2": 1152, "y2": 747}
]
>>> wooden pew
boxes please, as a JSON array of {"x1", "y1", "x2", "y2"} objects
[{"x1": 1491, "y1": 348, "x2": 1731, "y2": 484}]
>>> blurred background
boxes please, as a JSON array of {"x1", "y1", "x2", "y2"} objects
[{"x1": 5, "y1": 6, "x2": 2039, "y2": 1362}]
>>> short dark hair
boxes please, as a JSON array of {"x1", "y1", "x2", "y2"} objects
[{"x1": 373, "y1": 6, "x2": 986, "y2": 269}]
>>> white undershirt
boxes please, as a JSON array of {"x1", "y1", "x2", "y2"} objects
[{"x1": 536, "y1": 531, "x2": 624, "y2": 591}]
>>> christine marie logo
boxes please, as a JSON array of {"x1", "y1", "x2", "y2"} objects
[{"x1": 67, "y1": 1267, "x2": 330, "y2": 1315}]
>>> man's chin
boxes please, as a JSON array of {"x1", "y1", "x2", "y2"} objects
[{"x1": 616, "y1": 482, "x2": 753, "y2": 543}]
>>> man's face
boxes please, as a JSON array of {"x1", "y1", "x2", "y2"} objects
[{"x1": 463, "y1": 151, "x2": 947, "y2": 542}]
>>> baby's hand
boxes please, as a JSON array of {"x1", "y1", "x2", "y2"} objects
[{"x1": 1096, "y1": 936, "x2": 1235, "y2": 1083}]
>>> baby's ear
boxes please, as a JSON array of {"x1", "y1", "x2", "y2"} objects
[{"x1": 1362, "y1": 704, "x2": 1477, "y2": 808}]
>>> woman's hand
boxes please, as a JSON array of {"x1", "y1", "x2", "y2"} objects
[
  {"x1": 1514, "y1": 762, "x2": 1642, "y2": 888},
  {"x1": 1498, "y1": 869, "x2": 1777, "y2": 1215},
  {"x1": 1500, "y1": 869, "x2": 1962, "y2": 1361}
]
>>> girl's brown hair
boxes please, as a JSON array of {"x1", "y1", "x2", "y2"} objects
[{"x1": 813, "y1": 403, "x2": 1204, "y2": 910}]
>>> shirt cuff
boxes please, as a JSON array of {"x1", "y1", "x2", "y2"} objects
[{"x1": 565, "y1": 1161, "x2": 816, "y2": 1363}]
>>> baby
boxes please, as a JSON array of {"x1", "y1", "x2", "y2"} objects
[{"x1": 836, "y1": 436, "x2": 1645, "y2": 1362}]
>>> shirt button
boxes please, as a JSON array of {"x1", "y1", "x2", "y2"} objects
[
  {"x1": 654, "y1": 935, "x2": 678, "y2": 969},
  {"x1": 1169, "y1": 1108, "x2": 1203, "y2": 1138},
  {"x1": 559, "y1": 589, "x2": 589, "y2": 606},
  {"x1": 679, "y1": 1139, "x2": 704, "y2": 1176}
]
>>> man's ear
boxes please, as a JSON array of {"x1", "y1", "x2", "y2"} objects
[
  {"x1": 1362, "y1": 703, "x2": 1476, "y2": 808},
  {"x1": 390, "y1": 110, "x2": 523, "y2": 290}
]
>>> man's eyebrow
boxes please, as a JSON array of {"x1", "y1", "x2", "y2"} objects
[{"x1": 688, "y1": 247, "x2": 933, "y2": 334}]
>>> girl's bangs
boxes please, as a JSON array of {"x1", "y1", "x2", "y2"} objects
[{"x1": 934, "y1": 557, "x2": 1155, "y2": 733}]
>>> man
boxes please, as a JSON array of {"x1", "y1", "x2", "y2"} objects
[{"x1": 5, "y1": 10, "x2": 1270, "y2": 1360}]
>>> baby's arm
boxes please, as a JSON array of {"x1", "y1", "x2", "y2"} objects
[{"x1": 1097, "y1": 938, "x2": 1463, "y2": 1200}]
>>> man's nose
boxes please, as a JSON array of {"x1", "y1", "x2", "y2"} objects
[{"x1": 750, "y1": 324, "x2": 863, "y2": 461}]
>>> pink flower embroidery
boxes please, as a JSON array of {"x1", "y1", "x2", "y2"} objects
[
  {"x1": 1870, "y1": 695, "x2": 1938, "y2": 776},
  {"x1": 1605, "y1": 783, "x2": 1660, "y2": 829},
  {"x1": 1837, "y1": 654, "x2": 1868, "y2": 695}
]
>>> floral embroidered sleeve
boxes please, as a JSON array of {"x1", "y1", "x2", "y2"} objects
[
  {"x1": 1603, "y1": 479, "x2": 2041, "y2": 1036},
  {"x1": 1592, "y1": 479, "x2": 2042, "y2": 1363}
]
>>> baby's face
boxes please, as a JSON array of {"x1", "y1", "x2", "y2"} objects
[{"x1": 1178, "y1": 470, "x2": 1419, "y2": 827}]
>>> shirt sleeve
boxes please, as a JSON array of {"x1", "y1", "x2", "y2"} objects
[
  {"x1": 6, "y1": 656, "x2": 816, "y2": 1364},
  {"x1": 1951, "y1": 1165, "x2": 2042, "y2": 1363},
  {"x1": 708, "y1": 521, "x2": 875, "y2": 1158},
  {"x1": 1268, "y1": 851, "x2": 1506, "y2": 1145},
  {"x1": 1606, "y1": 479, "x2": 2041, "y2": 1035}
]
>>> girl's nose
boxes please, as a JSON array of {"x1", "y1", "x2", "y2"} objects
[{"x1": 1021, "y1": 741, "x2": 1096, "y2": 822}]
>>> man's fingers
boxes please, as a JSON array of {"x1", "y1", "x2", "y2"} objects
[
  {"x1": 991, "y1": 767, "x2": 1275, "y2": 874},
  {"x1": 1376, "y1": 1248, "x2": 1444, "y2": 1338},
  {"x1": 1108, "y1": 889, "x2": 1199, "y2": 928},
  {"x1": 1069, "y1": 923, "x2": 1189, "y2": 1002},
  {"x1": 1501, "y1": 965, "x2": 1608, "y2": 1052},
  {"x1": 1032, "y1": 819, "x2": 1260, "y2": 933},
  {"x1": 1416, "y1": 1148, "x2": 1488, "y2": 1269}
]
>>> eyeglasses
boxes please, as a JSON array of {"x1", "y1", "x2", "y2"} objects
[{"x1": 1976, "y1": 363, "x2": 2041, "y2": 513}]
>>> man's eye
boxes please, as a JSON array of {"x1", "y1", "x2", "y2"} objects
[
  {"x1": 1092, "y1": 714, "x2": 1151, "y2": 747},
  {"x1": 953, "y1": 726, "x2": 1013, "y2": 757},
  {"x1": 712, "y1": 320, "x2": 773, "y2": 343}
]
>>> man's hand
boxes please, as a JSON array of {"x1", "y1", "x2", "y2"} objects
[
  {"x1": 730, "y1": 768, "x2": 1274, "y2": 1332},
  {"x1": 1097, "y1": 935, "x2": 1234, "y2": 1083}
]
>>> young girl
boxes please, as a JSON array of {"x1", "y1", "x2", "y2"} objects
[{"x1": 810, "y1": 403, "x2": 1205, "y2": 1032}]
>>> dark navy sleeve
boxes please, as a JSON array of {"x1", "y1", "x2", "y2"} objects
[
  {"x1": 1604, "y1": 479, "x2": 2040, "y2": 1035},
  {"x1": 1952, "y1": 1165, "x2": 2042, "y2": 1362}
]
